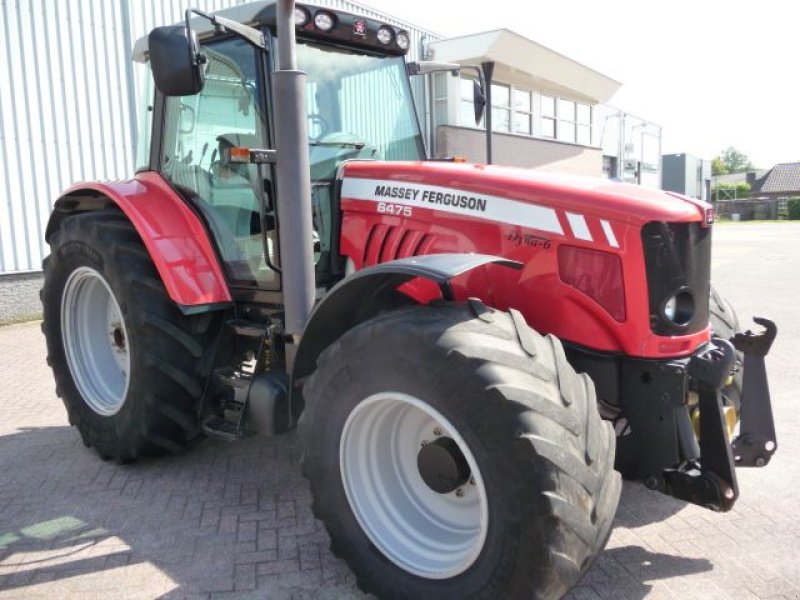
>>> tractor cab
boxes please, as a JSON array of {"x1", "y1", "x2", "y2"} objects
[{"x1": 132, "y1": 2, "x2": 426, "y2": 295}]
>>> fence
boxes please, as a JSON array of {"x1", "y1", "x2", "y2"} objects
[{"x1": 714, "y1": 198, "x2": 778, "y2": 221}]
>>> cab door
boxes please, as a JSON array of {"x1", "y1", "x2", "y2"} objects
[{"x1": 159, "y1": 35, "x2": 279, "y2": 290}]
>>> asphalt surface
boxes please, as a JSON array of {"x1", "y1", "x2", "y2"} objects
[{"x1": 1, "y1": 221, "x2": 799, "y2": 599}]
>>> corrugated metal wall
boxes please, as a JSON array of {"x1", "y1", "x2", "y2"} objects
[{"x1": 0, "y1": 0, "x2": 437, "y2": 274}]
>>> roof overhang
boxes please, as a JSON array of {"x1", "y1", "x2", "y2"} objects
[{"x1": 429, "y1": 29, "x2": 621, "y2": 104}]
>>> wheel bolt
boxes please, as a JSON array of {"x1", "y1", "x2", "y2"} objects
[
  {"x1": 433, "y1": 427, "x2": 442, "y2": 436},
  {"x1": 455, "y1": 488, "x2": 464, "y2": 497},
  {"x1": 469, "y1": 477, "x2": 475, "y2": 486},
  {"x1": 420, "y1": 440, "x2": 428, "y2": 447}
]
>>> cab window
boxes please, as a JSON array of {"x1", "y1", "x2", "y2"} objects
[{"x1": 160, "y1": 36, "x2": 278, "y2": 288}]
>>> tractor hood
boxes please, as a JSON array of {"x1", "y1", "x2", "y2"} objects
[{"x1": 339, "y1": 161, "x2": 709, "y2": 227}]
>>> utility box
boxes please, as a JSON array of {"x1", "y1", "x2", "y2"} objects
[{"x1": 662, "y1": 153, "x2": 711, "y2": 201}]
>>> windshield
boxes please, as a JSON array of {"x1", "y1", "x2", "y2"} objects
[
  {"x1": 295, "y1": 41, "x2": 424, "y2": 284},
  {"x1": 296, "y1": 41, "x2": 424, "y2": 182}
]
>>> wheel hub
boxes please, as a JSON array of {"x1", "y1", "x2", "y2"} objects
[
  {"x1": 111, "y1": 324, "x2": 126, "y2": 351},
  {"x1": 417, "y1": 437, "x2": 471, "y2": 494}
]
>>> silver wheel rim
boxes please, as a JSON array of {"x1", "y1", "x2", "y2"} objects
[
  {"x1": 340, "y1": 392, "x2": 488, "y2": 579},
  {"x1": 61, "y1": 266, "x2": 130, "y2": 416}
]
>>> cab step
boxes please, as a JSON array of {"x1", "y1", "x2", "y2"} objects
[{"x1": 202, "y1": 367, "x2": 252, "y2": 440}]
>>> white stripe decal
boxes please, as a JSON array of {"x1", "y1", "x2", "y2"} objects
[
  {"x1": 566, "y1": 212, "x2": 592, "y2": 241},
  {"x1": 600, "y1": 219, "x2": 619, "y2": 248},
  {"x1": 341, "y1": 177, "x2": 564, "y2": 236}
]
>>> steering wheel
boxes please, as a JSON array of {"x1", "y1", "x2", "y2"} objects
[{"x1": 308, "y1": 114, "x2": 330, "y2": 140}]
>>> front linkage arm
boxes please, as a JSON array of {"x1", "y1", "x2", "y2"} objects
[
  {"x1": 663, "y1": 340, "x2": 739, "y2": 512},
  {"x1": 619, "y1": 316, "x2": 779, "y2": 512},
  {"x1": 731, "y1": 317, "x2": 778, "y2": 467}
]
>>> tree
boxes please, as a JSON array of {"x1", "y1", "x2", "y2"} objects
[
  {"x1": 711, "y1": 156, "x2": 728, "y2": 176},
  {"x1": 719, "y1": 147, "x2": 754, "y2": 173}
]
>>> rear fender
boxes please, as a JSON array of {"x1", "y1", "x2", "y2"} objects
[
  {"x1": 46, "y1": 171, "x2": 231, "y2": 313},
  {"x1": 290, "y1": 253, "x2": 522, "y2": 419}
]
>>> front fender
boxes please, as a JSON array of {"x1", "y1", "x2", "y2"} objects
[
  {"x1": 46, "y1": 171, "x2": 231, "y2": 312},
  {"x1": 290, "y1": 253, "x2": 521, "y2": 419}
]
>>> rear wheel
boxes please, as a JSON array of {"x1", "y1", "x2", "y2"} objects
[
  {"x1": 300, "y1": 302, "x2": 620, "y2": 599},
  {"x1": 42, "y1": 208, "x2": 220, "y2": 461}
]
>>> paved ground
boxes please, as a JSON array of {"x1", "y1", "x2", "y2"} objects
[{"x1": 1, "y1": 222, "x2": 799, "y2": 599}]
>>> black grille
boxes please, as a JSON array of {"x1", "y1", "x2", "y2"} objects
[{"x1": 641, "y1": 222, "x2": 711, "y2": 336}]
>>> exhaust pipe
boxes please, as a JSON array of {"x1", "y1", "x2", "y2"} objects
[{"x1": 273, "y1": 0, "x2": 315, "y2": 341}]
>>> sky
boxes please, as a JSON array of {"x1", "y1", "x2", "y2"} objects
[{"x1": 361, "y1": 0, "x2": 799, "y2": 168}]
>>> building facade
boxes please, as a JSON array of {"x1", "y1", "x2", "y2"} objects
[
  {"x1": 425, "y1": 30, "x2": 617, "y2": 176},
  {"x1": 0, "y1": 0, "x2": 659, "y2": 275}
]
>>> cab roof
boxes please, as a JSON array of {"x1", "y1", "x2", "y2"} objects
[
  {"x1": 133, "y1": 1, "x2": 418, "y2": 63},
  {"x1": 133, "y1": 1, "x2": 278, "y2": 62}
]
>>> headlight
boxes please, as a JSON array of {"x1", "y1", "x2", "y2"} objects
[
  {"x1": 663, "y1": 290, "x2": 694, "y2": 325},
  {"x1": 396, "y1": 31, "x2": 410, "y2": 50},
  {"x1": 376, "y1": 26, "x2": 393, "y2": 45},
  {"x1": 294, "y1": 7, "x2": 310, "y2": 26},
  {"x1": 314, "y1": 11, "x2": 335, "y2": 31}
]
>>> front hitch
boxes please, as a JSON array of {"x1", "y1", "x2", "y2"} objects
[
  {"x1": 663, "y1": 340, "x2": 739, "y2": 511},
  {"x1": 613, "y1": 315, "x2": 778, "y2": 512},
  {"x1": 731, "y1": 317, "x2": 778, "y2": 467}
]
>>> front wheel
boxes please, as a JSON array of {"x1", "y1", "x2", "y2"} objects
[{"x1": 300, "y1": 302, "x2": 620, "y2": 599}]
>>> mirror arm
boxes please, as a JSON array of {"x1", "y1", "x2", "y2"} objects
[
  {"x1": 183, "y1": 9, "x2": 204, "y2": 68},
  {"x1": 407, "y1": 61, "x2": 461, "y2": 77},
  {"x1": 461, "y1": 65, "x2": 484, "y2": 85}
]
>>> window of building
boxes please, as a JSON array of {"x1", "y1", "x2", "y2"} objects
[
  {"x1": 513, "y1": 88, "x2": 532, "y2": 135},
  {"x1": 491, "y1": 83, "x2": 511, "y2": 132},
  {"x1": 577, "y1": 103, "x2": 592, "y2": 146},
  {"x1": 557, "y1": 98, "x2": 576, "y2": 143},
  {"x1": 455, "y1": 77, "x2": 593, "y2": 146},
  {"x1": 541, "y1": 94, "x2": 556, "y2": 138}
]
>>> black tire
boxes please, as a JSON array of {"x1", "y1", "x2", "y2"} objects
[
  {"x1": 41, "y1": 208, "x2": 220, "y2": 461},
  {"x1": 709, "y1": 286, "x2": 743, "y2": 411},
  {"x1": 299, "y1": 302, "x2": 620, "y2": 599}
]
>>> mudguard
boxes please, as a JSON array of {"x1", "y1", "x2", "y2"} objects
[
  {"x1": 290, "y1": 253, "x2": 522, "y2": 419},
  {"x1": 46, "y1": 171, "x2": 232, "y2": 313}
]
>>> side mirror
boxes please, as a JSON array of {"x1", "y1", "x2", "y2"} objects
[
  {"x1": 473, "y1": 79, "x2": 486, "y2": 125},
  {"x1": 148, "y1": 25, "x2": 205, "y2": 97}
]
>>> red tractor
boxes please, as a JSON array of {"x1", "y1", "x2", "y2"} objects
[{"x1": 41, "y1": 2, "x2": 778, "y2": 597}]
